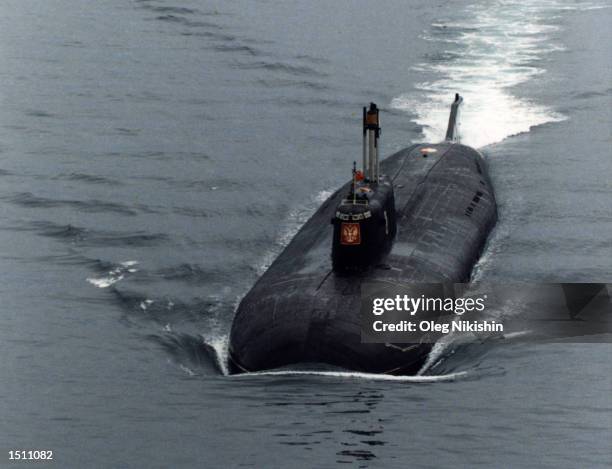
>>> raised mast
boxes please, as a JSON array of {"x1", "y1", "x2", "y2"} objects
[{"x1": 363, "y1": 103, "x2": 380, "y2": 182}]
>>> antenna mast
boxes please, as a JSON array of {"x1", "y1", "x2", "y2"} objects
[{"x1": 363, "y1": 103, "x2": 381, "y2": 183}]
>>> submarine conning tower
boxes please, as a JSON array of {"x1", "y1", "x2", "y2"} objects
[{"x1": 332, "y1": 103, "x2": 397, "y2": 271}]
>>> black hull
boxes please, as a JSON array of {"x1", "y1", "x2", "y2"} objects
[{"x1": 229, "y1": 143, "x2": 497, "y2": 374}]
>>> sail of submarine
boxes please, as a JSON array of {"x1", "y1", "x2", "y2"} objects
[{"x1": 229, "y1": 94, "x2": 497, "y2": 375}]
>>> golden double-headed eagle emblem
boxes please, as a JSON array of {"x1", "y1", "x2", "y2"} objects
[{"x1": 340, "y1": 222, "x2": 361, "y2": 245}]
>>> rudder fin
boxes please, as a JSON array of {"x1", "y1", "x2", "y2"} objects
[{"x1": 445, "y1": 93, "x2": 463, "y2": 143}]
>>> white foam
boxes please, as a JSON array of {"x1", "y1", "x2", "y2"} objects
[
  {"x1": 390, "y1": 0, "x2": 591, "y2": 148},
  {"x1": 206, "y1": 333, "x2": 230, "y2": 376},
  {"x1": 417, "y1": 339, "x2": 452, "y2": 375},
  {"x1": 231, "y1": 369, "x2": 468, "y2": 382},
  {"x1": 86, "y1": 260, "x2": 139, "y2": 288},
  {"x1": 502, "y1": 330, "x2": 533, "y2": 339},
  {"x1": 314, "y1": 189, "x2": 334, "y2": 203},
  {"x1": 86, "y1": 274, "x2": 124, "y2": 288}
]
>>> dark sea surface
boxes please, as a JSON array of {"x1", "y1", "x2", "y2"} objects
[{"x1": 1, "y1": 0, "x2": 611, "y2": 467}]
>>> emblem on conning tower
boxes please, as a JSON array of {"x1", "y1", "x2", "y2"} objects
[{"x1": 340, "y1": 223, "x2": 361, "y2": 245}]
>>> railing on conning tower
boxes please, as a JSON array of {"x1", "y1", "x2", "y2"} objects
[{"x1": 445, "y1": 93, "x2": 463, "y2": 143}]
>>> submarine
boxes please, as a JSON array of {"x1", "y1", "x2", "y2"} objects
[{"x1": 229, "y1": 94, "x2": 498, "y2": 374}]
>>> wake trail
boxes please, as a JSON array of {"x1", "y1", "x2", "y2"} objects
[{"x1": 389, "y1": 0, "x2": 610, "y2": 148}]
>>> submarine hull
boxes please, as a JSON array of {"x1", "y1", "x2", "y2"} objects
[{"x1": 229, "y1": 143, "x2": 497, "y2": 374}]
